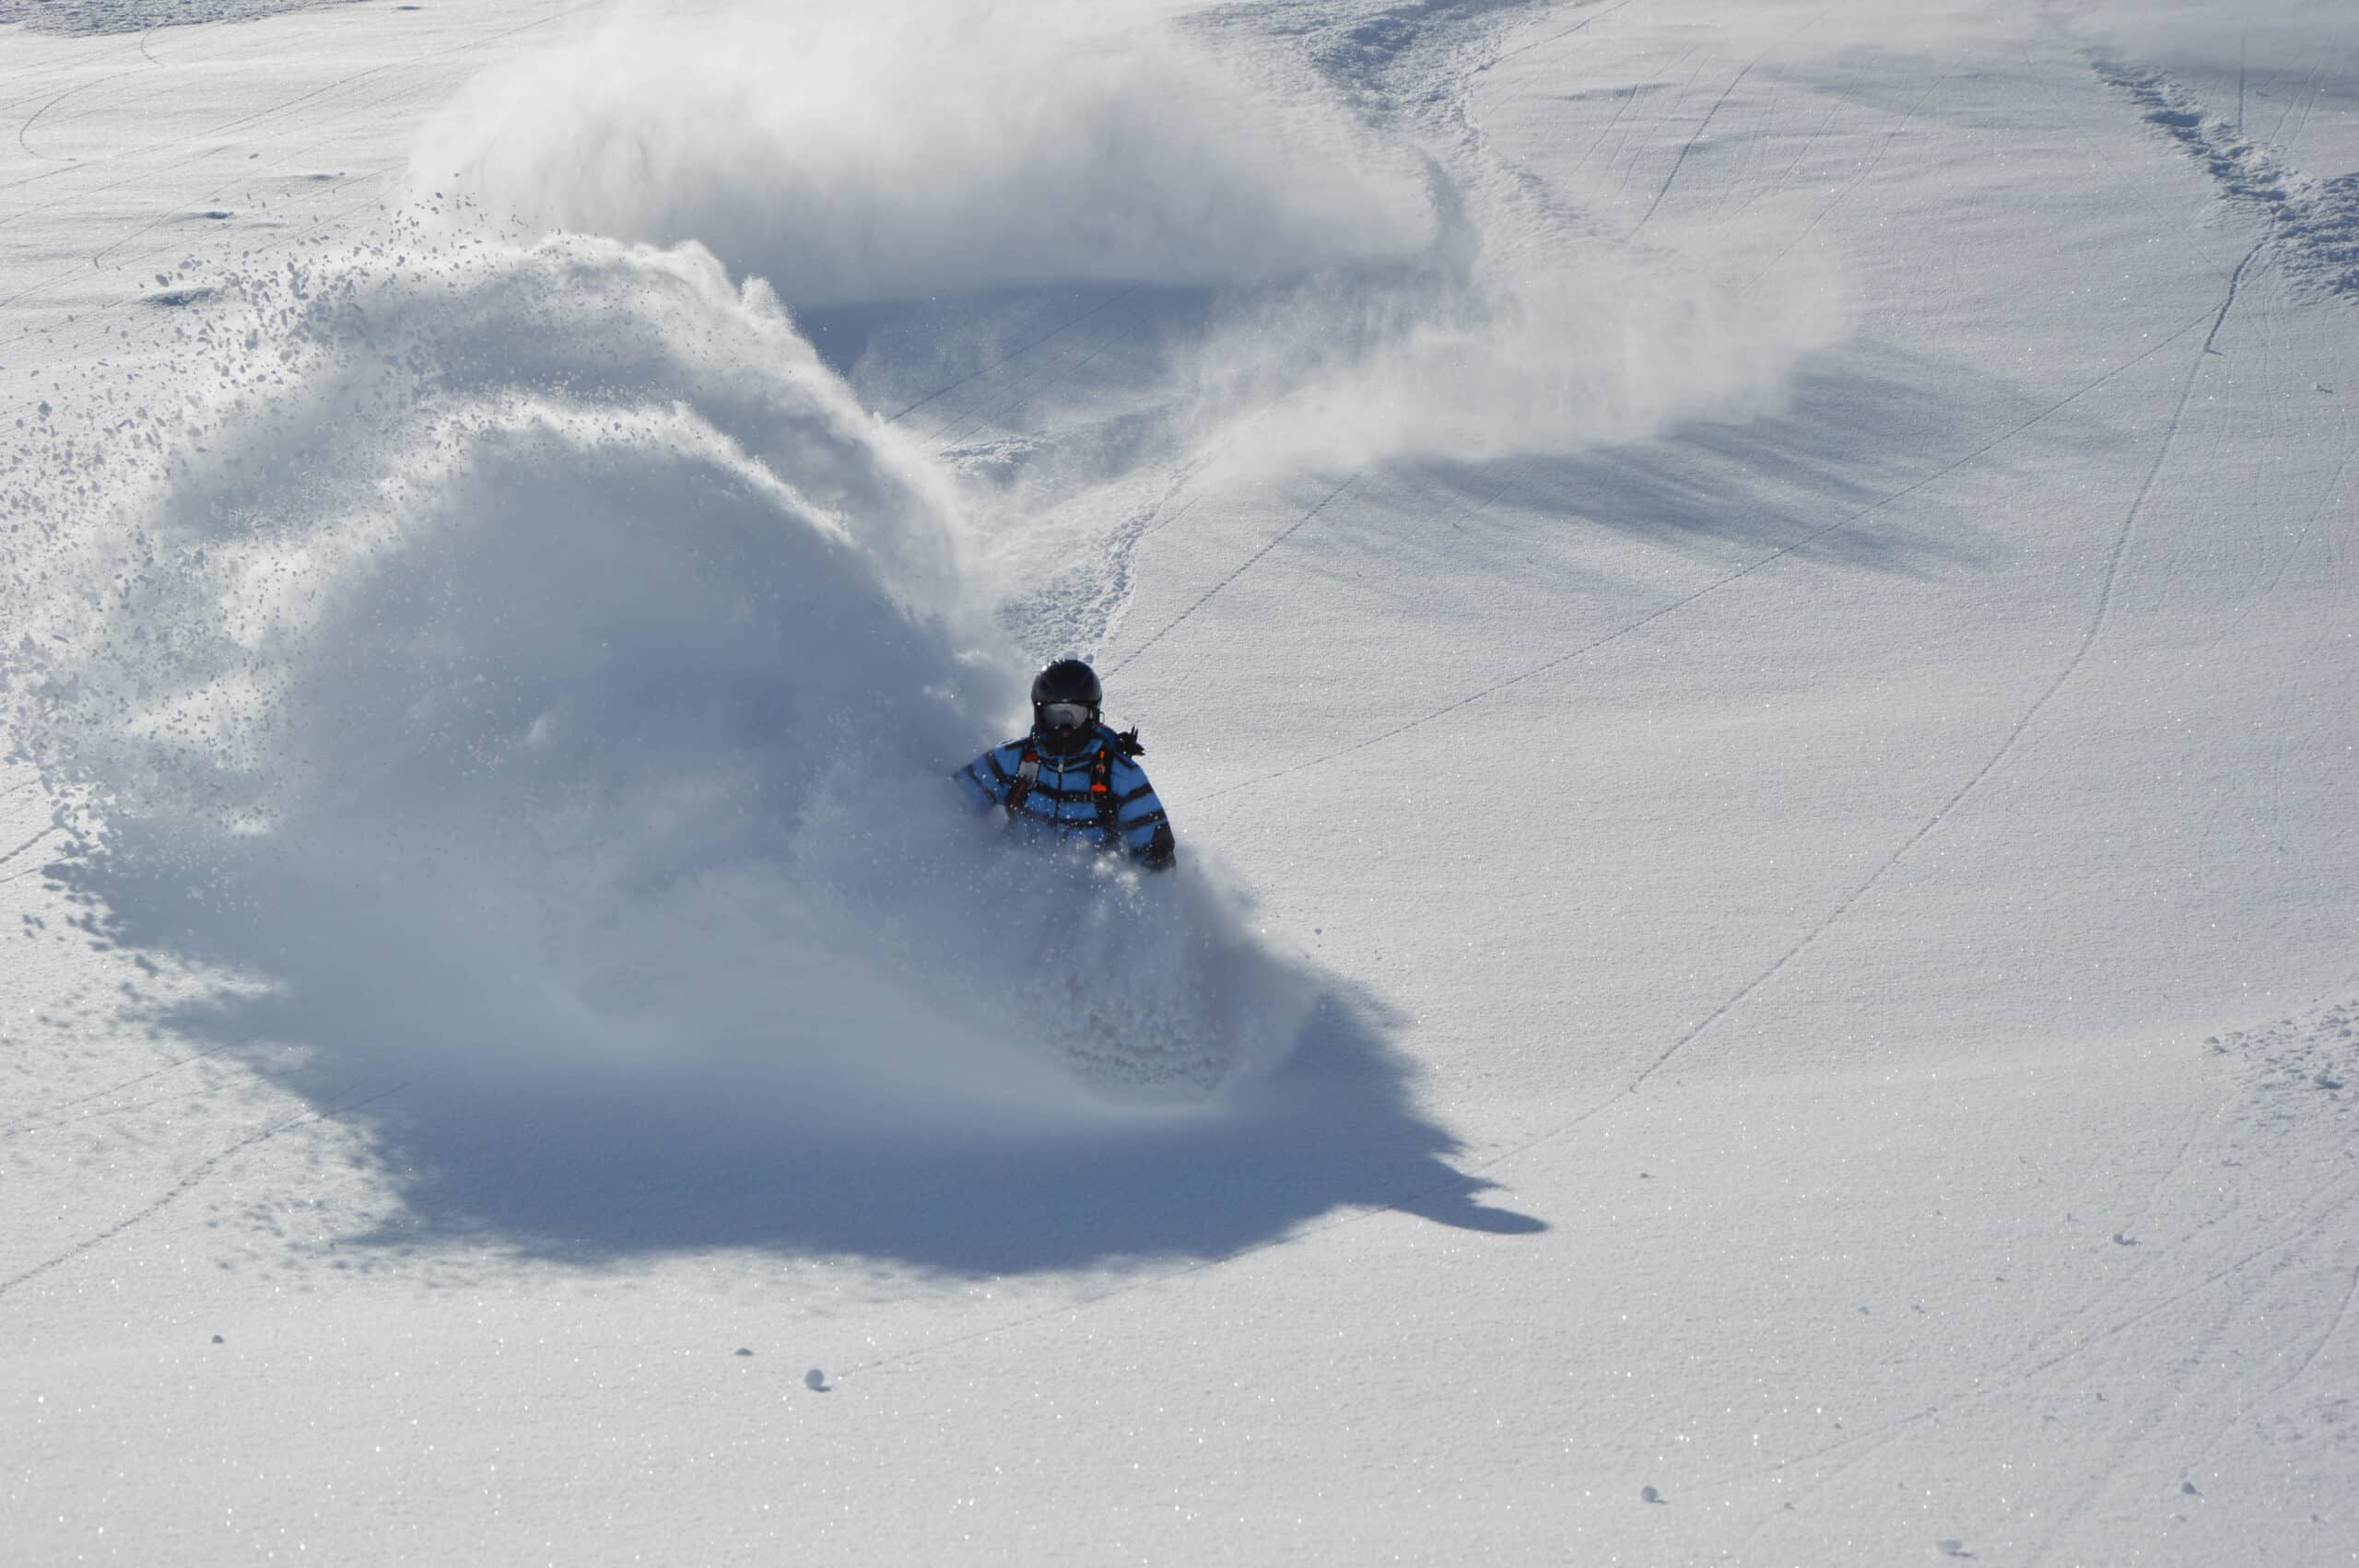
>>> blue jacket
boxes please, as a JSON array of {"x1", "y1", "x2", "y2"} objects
[{"x1": 957, "y1": 725, "x2": 1178, "y2": 869}]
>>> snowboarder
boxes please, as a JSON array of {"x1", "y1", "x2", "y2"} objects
[{"x1": 957, "y1": 659, "x2": 1177, "y2": 871}]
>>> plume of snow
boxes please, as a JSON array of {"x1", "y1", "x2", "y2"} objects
[
  {"x1": 5, "y1": 234, "x2": 1320, "y2": 1172},
  {"x1": 405, "y1": 0, "x2": 1434, "y2": 306}
]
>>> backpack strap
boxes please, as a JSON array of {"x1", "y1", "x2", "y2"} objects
[
  {"x1": 1089, "y1": 742, "x2": 1120, "y2": 840},
  {"x1": 1007, "y1": 743, "x2": 1040, "y2": 811}
]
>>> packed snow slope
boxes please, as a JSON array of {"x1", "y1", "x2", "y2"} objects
[{"x1": 4, "y1": 0, "x2": 2356, "y2": 1562}]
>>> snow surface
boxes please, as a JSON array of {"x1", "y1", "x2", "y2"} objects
[{"x1": 4, "y1": 0, "x2": 2356, "y2": 1562}]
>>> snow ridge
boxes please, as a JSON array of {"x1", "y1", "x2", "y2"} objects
[
  {"x1": 0, "y1": 0, "x2": 360, "y2": 33},
  {"x1": 2101, "y1": 59, "x2": 2359, "y2": 300}
]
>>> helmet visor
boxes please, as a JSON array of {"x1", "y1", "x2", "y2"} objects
[{"x1": 1038, "y1": 701, "x2": 1095, "y2": 733}]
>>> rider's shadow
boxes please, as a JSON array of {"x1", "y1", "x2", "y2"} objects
[{"x1": 322, "y1": 985, "x2": 1545, "y2": 1272}]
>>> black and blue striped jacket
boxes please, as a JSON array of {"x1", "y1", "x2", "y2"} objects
[{"x1": 957, "y1": 726, "x2": 1178, "y2": 869}]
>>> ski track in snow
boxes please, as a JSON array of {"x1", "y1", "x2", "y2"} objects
[
  {"x1": 0, "y1": 1071, "x2": 421, "y2": 1301},
  {"x1": 1479, "y1": 0, "x2": 1640, "y2": 79},
  {"x1": 1626, "y1": 6, "x2": 1827, "y2": 238},
  {"x1": 1721, "y1": 996, "x2": 2359, "y2": 1549},
  {"x1": 1738, "y1": 1174, "x2": 2359, "y2": 1559},
  {"x1": 1443, "y1": 240, "x2": 2266, "y2": 1193},
  {"x1": 2015, "y1": 1035, "x2": 2359, "y2": 1561},
  {"x1": 0, "y1": 0, "x2": 607, "y2": 325},
  {"x1": 1785, "y1": 988, "x2": 2359, "y2": 1549},
  {"x1": 0, "y1": 822, "x2": 59, "y2": 871},
  {"x1": 886, "y1": 286, "x2": 1146, "y2": 428},
  {"x1": 1748, "y1": 49, "x2": 1965, "y2": 283},
  {"x1": 1106, "y1": 475, "x2": 1357, "y2": 675},
  {"x1": 0, "y1": 1028, "x2": 267, "y2": 1141}
]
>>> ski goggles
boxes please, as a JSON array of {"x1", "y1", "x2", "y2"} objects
[{"x1": 1038, "y1": 701, "x2": 1096, "y2": 731}]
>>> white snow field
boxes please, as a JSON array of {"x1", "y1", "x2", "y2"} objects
[{"x1": 4, "y1": 0, "x2": 2356, "y2": 1561}]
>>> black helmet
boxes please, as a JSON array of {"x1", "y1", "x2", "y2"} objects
[{"x1": 1030, "y1": 658, "x2": 1102, "y2": 756}]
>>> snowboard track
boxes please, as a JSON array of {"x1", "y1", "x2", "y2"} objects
[
  {"x1": 1620, "y1": 237, "x2": 2259, "y2": 1092},
  {"x1": 1144, "y1": 246, "x2": 2268, "y2": 1401}
]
